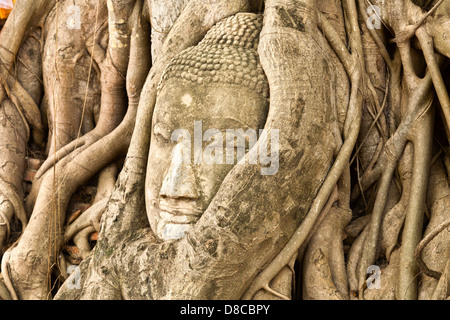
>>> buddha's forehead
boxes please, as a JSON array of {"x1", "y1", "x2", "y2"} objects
[{"x1": 154, "y1": 79, "x2": 268, "y2": 131}]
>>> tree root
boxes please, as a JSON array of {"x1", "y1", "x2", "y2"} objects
[
  {"x1": 26, "y1": 131, "x2": 100, "y2": 215},
  {"x1": 356, "y1": 159, "x2": 396, "y2": 298},
  {"x1": 6, "y1": 112, "x2": 133, "y2": 298},
  {"x1": 73, "y1": 226, "x2": 96, "y2": 260},
  {"x1": 0, "y1": 194, "x2": 13, "y2": 251},
  {"x1": 415, "y1": 219, "x2": 450, "y2": 280},
  {"x1": 242, "y1": 184, "x2": 340, "y2": 300},
  {"x1": 0, "y1": 274, "x2": 12, "y2": 300},
  {"x1": 419, "y1": 159, "x2": 450, "y2": 299},
  {"x1": 431, "y1": 258, "x2": 450, "y2": 300},
  {"x1": 302, "y1": 206, "x2": 352, "y2": 300},
  {"x1": 0, "y1": 167, "x2": 27, "y2": 234},
  {"x1": 363, "y1": 247, "x2": 401, "y2": 300},
  {"x1": 345, "y1": 214, "x2": 371, "y2": 240},
  {"x1": 397, "y1": 96, "x2": 434, "y2": 300},
  {"x1": 355, "y1": 77, "x2": 434, "y2": 297},
  {"x1": 0, "y1": 91, "x2": 29, "y2": 234},
  {"x1": 253, "y1": 254, "x2": 297, "y2": 300},
  {"x1": 347, "y1": 224, "x2": 368, "y2": 299},
  {"x1": 35, "y1": 133, "x2": 92, "y2": 180},
  {"x1": 65, "y1": 198, "x2": 107, "y2": 242},
  {"x1": 416, "y1": 27, "x2": 450, "y2": 145},
  {"x1": 0, "y1": 251, "x2": 17, "y2": 300},
  {"x1": 93, "y1": 163, "x2": 118, "y2": 204},
  {"x1": 379, "y1": 142, "x2": 413, "y2": 260},
  {"x1": 63, "y1": 164, "x2": 117, "y2": 243},
  {"x1": 0, "y1": 1, "x2": 54, "y2": 146}
]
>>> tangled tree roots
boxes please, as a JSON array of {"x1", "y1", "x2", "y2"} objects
[{"x1": 0, "y1": 0, "x2": 449, "y2": 300}]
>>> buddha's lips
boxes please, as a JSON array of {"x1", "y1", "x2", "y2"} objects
[
  {"x1": 159, "y1": 210, "x2": 200, "y2": 224},
  {"x1": 158, "y1": 200, "x2": 203, "y2": 217}
]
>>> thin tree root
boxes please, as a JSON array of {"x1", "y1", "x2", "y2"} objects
[
  {"x1": 356, "y1": 72, "x2": 434, "y2": 295},
  {"x1": 397, "y1": 104, "x2": 434, "y2": 300},
  {"x1": 416, "y1": 27, "x2": 450, "y2": 144},
  {"x1": 356, "y1": 154, "x2": 396, "y2": 298},
  {"x1": 93, "y1": 163, "x2": 118, "y2": 204},
  {"x1": 0, "y1": 179, "x2": 27, "y2": 231},
  {"x1": 253, "y1": 253, "x2": 297, "y2": 300},
  {"x1": 302, "y1": 206, "x2": 352, "y2": 300},
  {"x1": 65, "y1": 198, "x2": 108, "y2": 242},
  {"x1": 0, "y1": 197, "x2": 13, "y2": 248},
  {"x1": 347, "y1": 225, "x2": 368, "y2": 299},
  {"x1": 242, "y1": 184, "x2": 341, "y2": 300},
  {"x1": 431, "y1": 258, "x2": 450, "y2": 300},
  {"x1": 262, "y1": 284, "x2": 290, "y2": 301},
  {"x1": 415, "y1": 219, "x2": 450, "y2": 280},
  {"x1": 73, "y1": 226, "x2": 96, "y2": 260},
  {"x1": 0, "y1": 274, "x2": 12, "y2": 300},
  {"x1": 297, "y1": 187, "x2": 339, "y2": 260},
  {"x1": 345, "y1": 214, "x2": 371, "y2": 239},
  {"x1": 35, "y1": 135, "x2": 89, "y2": 180},
  {"x1": 0, "y1": 252, "x2": 18, "y2": 300},
  {"x1": 380, "y1": 142, "x2": 413, "y2": 260}
]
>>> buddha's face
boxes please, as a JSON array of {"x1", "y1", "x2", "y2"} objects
[{"x1": 145, "y1": 79, "x2": 268, "y2": 241}]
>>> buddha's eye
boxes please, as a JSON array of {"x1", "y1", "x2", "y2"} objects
[{"x1": 154, "y1": 122, "x2": 172, "y2": 142}]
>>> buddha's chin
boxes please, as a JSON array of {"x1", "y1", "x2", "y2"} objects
[
  {"x1": 155, "y1": 209, "x2": 203, "y2": 241},
  {"x1": 156, "y1": 219, "x2": 195, "y2": 241}
]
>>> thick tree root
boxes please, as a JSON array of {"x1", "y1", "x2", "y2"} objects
[
  {"x1": 363, "y1": 248, "x2": 401, "y2": 300},
  {"x1": 302, "y1": 206, "x2": 352, "y2": 300},
  {"x1": 0, "y1": 251, "x2": 17, "y2": 300},
  {"x1": 347, "y1": 224, "x2": 368, "y2": 299},
  {"x1": 0, "y1": 273, "x2": 12, "y2": 300},
  {"x1": 379, "y1": 143, "x2": 413, "y2": 260},
  {"x1": 431, "y1": 258, "x2": 450, "y2": 300},
  {"x1": 253, "y1": 254, "x2": 297, "y2": 300},
  {"x1": 73, "y1": 226, "x2": 96, "y2": 259},
  {"x1": 397, "y1": 105, "x2": 434, "y2": 300},
  {"x1": 0, "y1": 196, "x2": 13, "y2": 250},
  {"x1": 0, "y1": 181, "x2": 27, "y2": 232},
  {"x1": 0, "y1": 96, "x2": 29, "y2": 240},
  {"x1": 415, "y1": 219, "x2": 450, "y2": 280},
  {"x1": 418, "y1": 159, "x2": 450, "y2": 299},
  {"x1": 65, "y1": 198, "x2": 107, "y2": 242}
]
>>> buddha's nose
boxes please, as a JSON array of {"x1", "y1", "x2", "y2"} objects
[{"x1": 159, "y1": 141, "x2": 199, "y2": 200}]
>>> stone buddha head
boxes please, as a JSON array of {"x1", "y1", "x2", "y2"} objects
[{"x1": 145, "y1": 13, "x2": 270, "y2": 241}]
